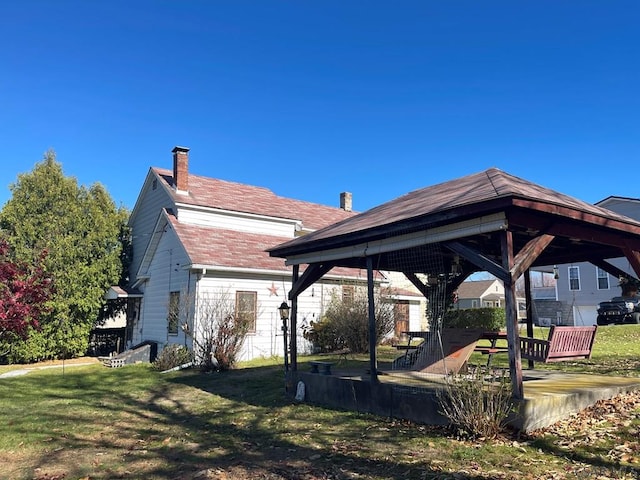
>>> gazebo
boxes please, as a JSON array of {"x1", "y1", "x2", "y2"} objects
[{"x1": 269, "y1": 168, "x2": 640, "y2": 401}]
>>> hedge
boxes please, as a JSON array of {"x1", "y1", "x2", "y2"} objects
[{"x1": 443, "y1": 307, "x2": 506, "y2": 331}]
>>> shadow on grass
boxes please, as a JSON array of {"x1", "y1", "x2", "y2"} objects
[
  {"x1": 529, "y1": 435, "x2": 640, "y2": 479},
  {"x1": 0, "y1": 364, "x2": 462, "y2": 480},
  {"x1": 2, "y1": 360, "x2": 639, "y2": 480}
]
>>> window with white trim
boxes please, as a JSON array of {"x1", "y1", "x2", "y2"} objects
[
  {"x1": 596, "y1": 267, "x2": 610, "y2": 290},
  {"x1": 568, "y1": 266, "x2": 580, "y2": 291}
]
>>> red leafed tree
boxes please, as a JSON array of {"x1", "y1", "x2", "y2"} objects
[{"x1": 0, "y1": 238, "x2": 53, "y2": 347}]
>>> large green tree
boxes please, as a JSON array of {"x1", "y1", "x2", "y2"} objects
[{"x1": 0, "y1": 150, "x2": 129, "y2": 362}]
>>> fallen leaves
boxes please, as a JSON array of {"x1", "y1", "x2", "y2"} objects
[{"x1": 527, "y1": 390, "x2": 640, "y2": 469}]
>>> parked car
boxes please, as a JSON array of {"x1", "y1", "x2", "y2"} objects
[{"x1": 596, "y1": 296, "x2": 640, "y2": 325}]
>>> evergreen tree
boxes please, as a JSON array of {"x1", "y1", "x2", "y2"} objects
[{"x1": 0, "y1": 150, "x2": 129, "y2": 362}]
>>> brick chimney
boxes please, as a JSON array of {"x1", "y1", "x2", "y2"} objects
[
  {"x1": 172, "y1": 146, "x2": 190, "y2": 193},
  {"x1": 340, "y1": 191, "x2": 352, "y2": 212}
]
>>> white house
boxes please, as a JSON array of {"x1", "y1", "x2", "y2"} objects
[
  {"x1": 455, "y1": 279, "x2": 504, "y2": 309},
  {"x1": 454, "y1": 279, "x2": 527, "y2": 319},
  {"x1": 117, "y1": 146, "x2": 422, "y2": 361}
]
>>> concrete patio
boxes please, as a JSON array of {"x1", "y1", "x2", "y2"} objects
[{"x1": 291, "y1": 366, "x2": 640, "y2": 433}]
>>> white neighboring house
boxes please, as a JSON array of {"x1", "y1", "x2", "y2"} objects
[
  {"x1": 454, "y1": 279, "x2": 527, "y2": 319},
  {"x1": 455, "y1": 279, "x2": 505, "y2": 310},
  {"x1": 113, "y1": 146, "x2": 422, "y2": 361}
]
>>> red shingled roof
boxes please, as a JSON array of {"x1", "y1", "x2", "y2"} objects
[
  {"x1": 167, "y1": 215, "x2": 291, "y2": 272},
  {"x1": 153, "y1": 167, "x2": 354, "y2": 230},
  {"x1": 167, "y1": 213, "x2": 370, "y2": 279},
  {"x1": 150, "y1": 168, "x2": 361, "y2": 276}
]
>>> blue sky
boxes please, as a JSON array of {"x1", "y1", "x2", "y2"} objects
[{"x1": 1, "y1": 1, "x2": 638, "y2": 213}]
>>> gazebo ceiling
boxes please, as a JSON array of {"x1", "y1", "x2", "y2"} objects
[{"x1": 268, "y1": 168, "x2": 640, "y2": 278}]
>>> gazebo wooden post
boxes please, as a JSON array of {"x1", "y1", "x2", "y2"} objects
[
  {"x1": 501, "y1": 231, "x2": 524, "y2": 399},
  {"x1": 524, "y1": 269, "x2": 535, "y2": 370},
  {"x1": 366, "y1": 256, "x2": 378, "y2": 384},
  {"x1": 290, "y1": 264, "x2": 300, "y2": 372}
]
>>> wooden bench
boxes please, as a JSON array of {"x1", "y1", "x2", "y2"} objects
[
  {"x1": 310, "y1": 361, "x2": 334, "y2": 375},
  {"x1": 520, "y1": 325, "x2": 597, "y2": 363}
]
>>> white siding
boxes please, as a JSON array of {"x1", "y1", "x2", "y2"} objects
[
  {"x1": 193, "y1": 275, "x2": 366, "y2": 360},
  {"x1": 129, "y1": 173, "x2": 174, "y2": 279},
  {"x1": 197, "y1": 274, "x2": 301, "y2": 360},
  {"x1": 177, "y1": 207, "x2": 298, "y2": 238},
  {"x1": 132, "y1": 229, "x2": 192, "y2": 347},
  {"x1": 573, "y1": 305, "x2": 597, "y2": 326},
  {"x1": 408, "y1": 301, "x2": 423, "y2": 331}
]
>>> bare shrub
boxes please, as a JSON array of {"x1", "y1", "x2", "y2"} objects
[
  {"x1": 305, "y1": 286, "x2": 394, "y2": 353},
  {"x1": 152, "y1": 344, "x2": 193, "y2": 371},
  {"x1": 436, "y1": 366, "x2": 516, "y2": 439},
  {"x1": 181, "y1": 289, "x2": 252, "y2": 371}
]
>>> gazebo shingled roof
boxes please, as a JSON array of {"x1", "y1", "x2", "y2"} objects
[{"x1": 269, "y1": 167, "x2": 640, "y2": 272}]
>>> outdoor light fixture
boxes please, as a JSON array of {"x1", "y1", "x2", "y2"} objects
[
  {"x1": 278, "y1": 301, "x2": 291, "y2": 373},
  {"x1": 553, "y1": 265, "x2": 559, "y2": 280},
  {"x1": 278, "y1": 301, "x2": 290, "y2": 321}
]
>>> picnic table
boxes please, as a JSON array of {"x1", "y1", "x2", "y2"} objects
[{"x1": 474, "y1": 330, "x2": 509, "y2": 366}]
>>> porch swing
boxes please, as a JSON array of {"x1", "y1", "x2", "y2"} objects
[{"x1": 520, "y1": 276, "x2": 597, "y2": 364}]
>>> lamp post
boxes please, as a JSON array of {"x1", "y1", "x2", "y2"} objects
[{"x1": 278, "y1": 301, "x2": 290, "y2": 372}]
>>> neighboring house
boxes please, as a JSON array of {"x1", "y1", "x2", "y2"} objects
[
  {"x1": 115, "y1": 146, "x2": 422, "y2": 361},
  {"x1": 455, "y1": 279, "x2": 505, "y2": 309},
  {"x1": 454, "y1": 279, "x2": 527, "y2": 319},
  {"x1": 551, "y1": 196, "x2": 640, "y2": 326}
]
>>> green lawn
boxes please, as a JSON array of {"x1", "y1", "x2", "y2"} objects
[{"x1": 0, "y1": 325, "x2": 639, "y2": 480}]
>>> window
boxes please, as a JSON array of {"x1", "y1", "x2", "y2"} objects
[
  {"x1": 167, "y1": 291, "x2": 180, "y2": 335},
  {"x1": 596, "y1": 268, "x2": 610, "y2": 290},
  {"x1": 236, "y1": 291, "x2": 257, "y2": 332},
  {"x1": 471, "y1": 300, "x2": 478, "y2": 308},
  {"x1": 342, "y1": 285, "x2": 355, "y2": 303},
  {"x1": 568, "y1": 266, "x2": 580, "y2": 291}
]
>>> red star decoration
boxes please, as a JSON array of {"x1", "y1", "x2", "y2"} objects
[{"x1": 267, "y1": 282, "x2": 279, "y2": 296}]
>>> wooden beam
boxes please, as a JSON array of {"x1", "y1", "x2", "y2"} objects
[
  {"x1": 448, "y1": 273, "x2": 468, "y2": 293},
  {"x1": 588, "y1": 258, "x2": 630, "y2": 280},
  {"x1": 545, "y1": 222, "x2": 640, "y2": 252},
  {"x1": 511, "y1": 199, "x2": 640, "y2": 237},
  {"x1": 510, "y1": 234, "x2": 555, "y2": 280},
  {"x1": 622, "y1": 248, "x2": 640, "y2": 280},
  {"x1": 446, "y1": 241, "x2": 509, "y2": 283},
  {"x1": 402, "y1": 272, "x2": 429, "y2": 297},
  {"x1": 501, "y1": 230, "x2": 524, "y2": 400},
  {"x1": 289, "y1": 263, "x2": 334, "y2": 299}
]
